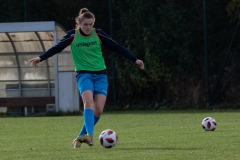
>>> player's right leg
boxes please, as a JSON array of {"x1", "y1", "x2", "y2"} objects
[
  {"x1": 78, "y1": 115, "x2": 100, "y2": 136},
  {"x1": 73, "y1": 74, "x2": 95, "y2": 148},
  {"x1": 75, "y1": 94, "x2": 106, "y2": 147},
  {"x1": 77, "y1": 73, "x2": 107, "y2": 136},
  {"x1": 73, "y1": 90, "x2": 95, "y2": 148}
]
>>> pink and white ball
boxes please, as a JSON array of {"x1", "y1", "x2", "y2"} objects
[
  {"x1": 99, "y1": 129, "x2": 118, "y2": 148},
  {"x1": 202, "y1": 117, "x2": 217, "y2": 131}
]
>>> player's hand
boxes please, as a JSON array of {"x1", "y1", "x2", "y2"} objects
[
  {"x1": 135, "y1": 59, "x2": 145, "y2": 70},
  {"x1": 29, "y1": 57, "x2": 41, "y2": 68}
]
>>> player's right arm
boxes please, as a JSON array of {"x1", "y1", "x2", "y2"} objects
[{"x1": 29, "y1": 30, "x2": 75, "y2": 67}]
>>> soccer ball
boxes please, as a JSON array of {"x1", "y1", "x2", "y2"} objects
[
  {"x1": 201, "y1": 117, "x2": 217, "y2": 131},
  {"x1": 99, "y1": 129, "x2": 118, "y2": 148}
]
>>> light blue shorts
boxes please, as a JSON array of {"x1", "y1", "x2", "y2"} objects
[{"x1": 76, "y1": 73, "x2": 108, "y2": 96}]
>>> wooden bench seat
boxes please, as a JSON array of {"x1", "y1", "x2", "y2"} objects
[{"x1": 0, "y1": 97, "x2": 55, "y2": 116}]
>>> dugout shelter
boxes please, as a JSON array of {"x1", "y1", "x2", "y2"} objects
[{"x1": 0, "y1": 21, "x2": 80, "y2": 115}]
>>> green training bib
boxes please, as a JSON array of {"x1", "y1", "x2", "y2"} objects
[{"x1": 71, "y1": 28, "x2": 106, "y2": 71}]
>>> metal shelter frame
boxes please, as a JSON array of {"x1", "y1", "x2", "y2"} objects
[{"x1": 0, "y1": 21, "x2": 66, "y2": 112}]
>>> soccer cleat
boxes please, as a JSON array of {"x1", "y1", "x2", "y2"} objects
[
  {"x1": 77, "y1": 134, "x2": 94, "y2": 146},
  {"x1": 72, "y1": 138, "x2": 82, "y2": 148}
]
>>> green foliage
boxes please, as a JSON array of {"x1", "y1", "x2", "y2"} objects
[
  {"x1": 111, "y1": 0, "x2": 240, "y2": 106},
  {"x1": 0, "y1": 0, "x2": 109, "y2": 31},
  {"x1": 226, "y1": 0, "x2": 240, "y2": 21},
  {"x1": 113, "y1": 0, "x2": 198, "y2": 104}
]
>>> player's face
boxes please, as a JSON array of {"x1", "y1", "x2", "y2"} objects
[{"x1": 80, "y1": 18, "x2": 95, "y2": 35}]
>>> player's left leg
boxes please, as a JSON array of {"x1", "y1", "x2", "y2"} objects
[
  {"x1": 93, "y1": 94, "x2": 106, "y2": 117},
  {"x1": 92, "y1": 73, "x2": 108, "y2": 124}
]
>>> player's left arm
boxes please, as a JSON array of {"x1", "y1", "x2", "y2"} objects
[{"x1": 96, "y1": 29, "x2": 144, "y2": 70}]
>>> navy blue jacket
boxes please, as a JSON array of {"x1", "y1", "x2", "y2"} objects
[{"x1": 39, "y1": 28, "x2": 138, "y2": 64}]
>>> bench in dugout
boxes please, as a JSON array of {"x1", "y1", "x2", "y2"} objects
[{"x1": 0, "y1": 97, "x2": 55, "y2": 116}]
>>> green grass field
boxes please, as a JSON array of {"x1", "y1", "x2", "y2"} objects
[{"x1": 0, "y1": 110, "x2": 240, "y2": 160}]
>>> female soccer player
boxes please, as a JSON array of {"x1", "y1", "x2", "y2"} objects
[{"x1": 29, "y1": 8, "x2": 145, "y2": 148}]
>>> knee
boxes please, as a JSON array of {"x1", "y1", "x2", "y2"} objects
[
  {"x1": 94, "y1": 108, "x2": 103, "y2": 117},
  {"x1": 83, "y1": 99, "x2": 94, "y2": 109}
]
